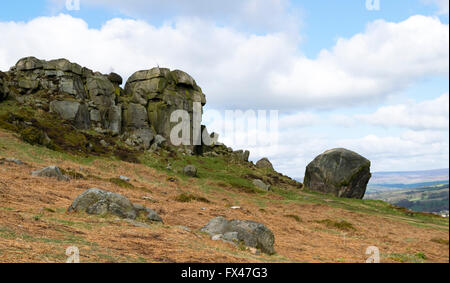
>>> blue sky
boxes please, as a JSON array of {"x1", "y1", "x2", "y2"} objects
[{"x1": 0, "y1": 0, "x2": 448, "y2": 177}]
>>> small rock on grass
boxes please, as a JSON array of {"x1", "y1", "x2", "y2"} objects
[{"x1": 32, "y1": 166, "x2": 69, "y2": 181}]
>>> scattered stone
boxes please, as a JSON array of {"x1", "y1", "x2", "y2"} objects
[
  {"x1": 255, "y1": 158, "x2": 274, "y2": 170},
  {"x1": 303, "y1": 148, "x2": 371, "y2": 199},
  {"x1": 253, "y1": 179, "x2": 271, "y2": 191},
  {"x1": 68, "y1": 188, "x2": 163, "y2": 223},
  {"x1": 211, "y1": 234, "x2": 222, "y2": 241},
  {"x1": 133, "y1": 203, "x2": 163, "y2": 223},
  {"x1": 31, "y1": 166, "x2": 69, "y2": 181},
  {"x1": 1, "y1": 158, "x2": 25, "y2": 165},
  {"x1": 201, "y1": 216, "x2": 275, "y2": 255},
  {"x1": 100, "y1": 140, "x2": 109, "y2": 147},
  {"x1": 183, "y1": 165, "x2": 198, "y2": 177},
  {"x1": 124, "y1": 219, "x2": 152, "y2": 228},
  {"x1": 177, "y1": 225, "x2": 191, "y2": 232},
  {"x1": 119, "y1": 176, "x2": 131, "y2": 182},
  {"x1": 142, "y1": 196, "x2": 156, "y2": 203}
]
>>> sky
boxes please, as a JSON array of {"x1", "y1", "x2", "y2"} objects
[{"x1": 0, "y1": 0, "x2": 448, "y2": 178}]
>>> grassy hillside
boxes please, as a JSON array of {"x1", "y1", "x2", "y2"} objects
[{"x1": 0, "y1": 126, "x2": 448, "y2": 263}]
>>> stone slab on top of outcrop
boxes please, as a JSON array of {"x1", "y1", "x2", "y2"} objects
[{"x1": 303, "y1": 148, "x2": 371, "y2": 199}]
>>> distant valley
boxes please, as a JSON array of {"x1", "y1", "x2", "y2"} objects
[{"x1": 365, "y1": 169, "x2": 449, "y2": 214}]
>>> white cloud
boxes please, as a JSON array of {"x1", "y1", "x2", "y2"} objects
[
  {"x1": 357, "y1": 93, "x2": 449, "y2": 130},
  {"x1": 269, "y1": 15, "x2": 449, "y2": 108},
  {"x1": 48, "y1": 0, "x2": 301, "y2": 33},
  {"x1": 0, "y1": 14, "x2": 447, "y2": 111},
  {"x1": 0, "y1": 13, "x2": 448, "y2": 177}
]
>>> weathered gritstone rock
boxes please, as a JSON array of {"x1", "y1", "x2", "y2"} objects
[
  {"x1": 233, "y1": 150, "x2": 250, "y2": 162},
  {"x1": 2, "y1": 56, "x2": 251, "y2": 160},
  {"x1": 253, "y1": 179, "x2": 271, "y2": 191},
  {"x1": 256, "y1": 158, "x2": 274, "y2": 170},
  {"x1": 201, "y1": 217, "x2": 275, "y2": 255},
  {"x1": 125, "y1": 67, "x2": 206, "y2": 145},
  {"x1": 68, "y1": 188, "x2": 163, "y2": 223},
  {"x1": 304, "y1": 148, "x2": 371, "y2": 199},
  {"x1": 0, "y1": 158, "x2": 25, "y2": 165},
  {"x1": 0, "y1": 72, "x2": 7, "y2": 101},
  {"x1": 183, "y1": 165, "x2": 198, "y2": 177},
  {"x1": 32, "y1": 166, "x2": 69, "y2": 181}
]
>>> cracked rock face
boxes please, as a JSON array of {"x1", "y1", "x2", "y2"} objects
[
  {"x1": 124, "y1": 67, "x2": 206, "y2": 144},
  {"x1": 303, "y1": 148, "x2": 371, "y2": 199}
]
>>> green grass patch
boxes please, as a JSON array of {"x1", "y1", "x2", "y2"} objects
[
  {"x1": 109, "y1": 178, "x2": 134, "y2": 189},
  {"x1": 386, "y1": 253, "x2": 427, "y2": 263},
  {"x1": 175, "y1": 193, "x2": 211, "y2": 203},
  {"x1": 316, "y1": 219, "x2": 356, "y2": 231}
]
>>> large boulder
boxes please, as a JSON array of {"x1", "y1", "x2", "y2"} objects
[
  {"x1": 256, "y1": 158, "x2": 273, "y2": 170},
  {"x1": 125, "y1": 67, "x2": 206, "y2": 145},
  {"x1": 201, "y1": 217, "x2": 275, "y2": 255},
  {"x1": 303, "y1": 148, "x2": 371, "y2": 199},
  {"x1": 68, "y1": 188, "x2": 163, "y2": 222}
]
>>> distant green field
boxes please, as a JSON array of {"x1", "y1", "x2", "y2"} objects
[{"x1": 365, "y1": 182, "x2": 449, "y2": 213}]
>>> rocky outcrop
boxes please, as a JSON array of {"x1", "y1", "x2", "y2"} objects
[
  {"x1": 68, "y1": 188, "x2": 163, "y2": 222},
  {"x1": 2, "y1": 57, "x2": 215, "y2": 152},
  {"x1": 233, "y1": 150, "x2": 250, "y2": 162},
  {"x1": 256, "y1": 158, "x2": 273, "y2": 170},
  {"x1": 0, "y1": 71, "x2": 7, "y2": 101},
  {"x1": 32, "y1": 166, "x2": 69, "y2": 181},
  {"x1": 303, "y1": 148, "x2": 371, "y2": 199},
  {"x1": 201, "y1": 217, "x2": 275, "y2": 255},
  {"x1": 124, "y1": 67, "x2": 206, "y2": 145}
]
